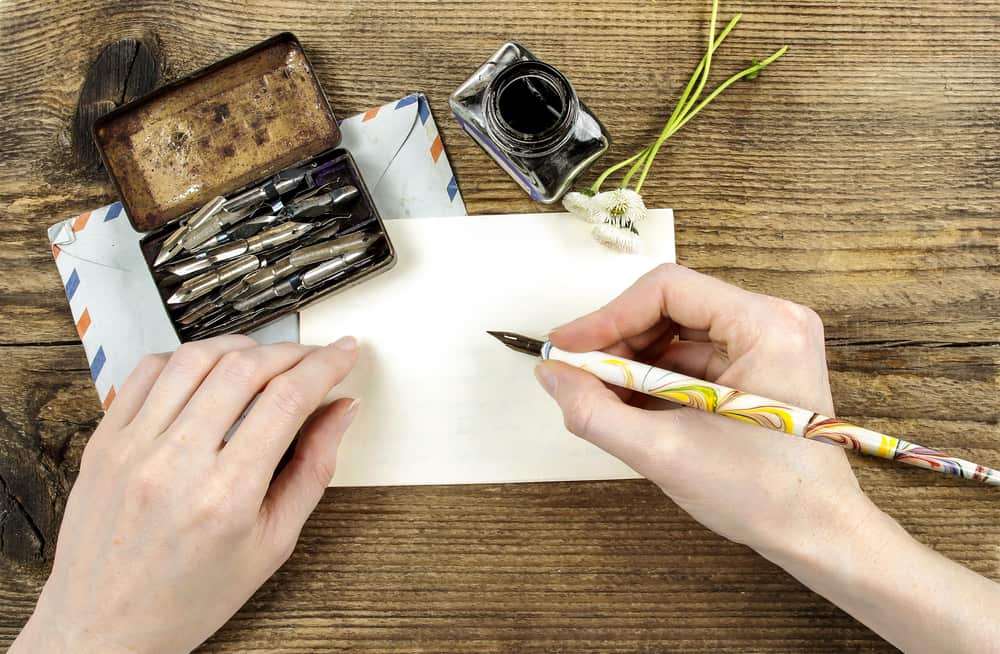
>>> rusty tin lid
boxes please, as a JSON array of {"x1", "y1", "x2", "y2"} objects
[{"x1": 93, "y1": 33, "x2": 341, "y2": 232}]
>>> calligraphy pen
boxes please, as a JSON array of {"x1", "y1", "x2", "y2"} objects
[{"x1": 488, "y1": 331, "x2": 1000, "y2": 487}]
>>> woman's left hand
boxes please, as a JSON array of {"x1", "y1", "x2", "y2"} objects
[{"x1": 12, "y1": 335, "x2": 360, "y2": 654}]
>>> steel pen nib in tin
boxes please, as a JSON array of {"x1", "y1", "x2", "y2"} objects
[
  {"x1": 306, "y1": 215, "x2": 348, "y2": 243},
  {"x1": 163, "y1": 242, "x2": 246, "y2": 277},
  {"x1": 241, "y1": 256, "x2": 299, "y2": 294},
  {"x1": 233, "y1": 247, "x2": 368, "y2": 312},
  {"x1": 304, "y1": 158, "x2": 352, "y2": 190},
  {"x1": 288, "y1": 231, "x2": 377, "y2": 267},
  {"x1": 167, "y1": 255, "x2": 264, "y2": 305},
  {"x1": 176, "y1": 281, "x2": 249, "y2": 325},
  {"x1": 240, "y1": 230, "x2": 375, "y2": 292},
  {"x1": 163, "y1": 220, "x2": 311, "y2": 277},
  {"x1": 242, "y1": 221, "x2": 315, "y2": 253},
  {"x1": 188, "y1": 214, "x2": 283, "y2": 253},
  {"x1": 284, "y1": 184, "x2": 358, "y2": 219},
  {"x1": 298, "y1": 247, "x2": 370, "y2": 289},
  {"x1": 186, "y1": 220, "x2": 314, "y2": 269},
  {"x1": 182, "y1": 294, "x2": 300, "y2": 341},
  {"x1": 153, "y1": 196, "x2": 227, "y2": 267},
  {"x1": 154, "y1": 228, "x2": 189, "y2": 268},
  {"x1": 179, "y1": 204, "x2": 259, "y2": 253},
  {"x1": 223, "y1": 167, "x2": 310, "y2": 212}
]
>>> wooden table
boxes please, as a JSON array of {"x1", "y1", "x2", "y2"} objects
[{"x1": 1, "y1": 1, "x2": 997, "y2": 651}]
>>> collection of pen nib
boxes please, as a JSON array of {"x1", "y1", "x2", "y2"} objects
[{"x1": 151, "y1": 158, "x2": 385, "y2": 341}]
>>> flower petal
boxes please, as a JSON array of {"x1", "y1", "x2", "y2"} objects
[
  {"x1": 592, "y1": 188, "x2": 648, "y2": 224},
  {"x1": 621, "y1": 190, "x2": 648, "y2": 223},
  {"x1": 590, "y1": 190, "x2": 618, "y2": 212},
  {"x1": 562, "y1": 191, "x2": 590, "y2": 215},
  {"x1": 574, "y1": 192, "x2": 609, "y2": 223},
  {"x1": 592, "y1": 221, "x2": 641, "y2": 253}
]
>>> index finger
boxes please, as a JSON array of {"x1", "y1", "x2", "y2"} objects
[
  {"x1": 550, "y1": 263, "x2": 759, "y2": 356},
  {"x1": 219, "y1": 338, "x2": 359, "y2": 494}
]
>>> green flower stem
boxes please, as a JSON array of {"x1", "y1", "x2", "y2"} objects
[
  {"x1": 583, "y1": 1, "x2": 788, "y2": 198},
  {"x1": 622, "y1": 148, "x2": 650, "y2": 186},
  {"x1": 666, "y1": 13, "x2": 742, "y2": 136},
  {"x1": 634, "y1": 44, "x2": 788, "y2": 192},
  {"x1": 669, "y1": 45, "x2": 789, "y2": 135},
  {"x1": 635, "y1": 3, "x2": 734, "y2": 193},
  {"x1": 590, "y1": 145, "x2": 651, "y2": 193},
  {"x1": 589, "y1": 13, "x2": 739, "y2": 194},
  {"x1": 672, "y1": 0, "x2": 721, "y2": 134}
]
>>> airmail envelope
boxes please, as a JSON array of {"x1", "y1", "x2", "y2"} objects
[{"x1": 48, "y1": 94, "x2": 466, "y2": 409}]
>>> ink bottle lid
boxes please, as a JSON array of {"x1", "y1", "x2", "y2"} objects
[
  {"x1": 450, "y1": 42, "x2": 610, "y2": 204},
  {"x1": 483, "y1": 60, "x2": 579, "y2": 158}
]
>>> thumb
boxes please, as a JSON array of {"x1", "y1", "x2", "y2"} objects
[{"x1": 535, "y1": 360, "x2": 667, "y2": 467}]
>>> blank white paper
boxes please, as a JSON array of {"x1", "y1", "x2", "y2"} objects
[{"x1": 299, "y1": 210, "x2": 675, "y2": 486}]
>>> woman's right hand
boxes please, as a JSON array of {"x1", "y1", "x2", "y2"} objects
[
  {"x1": 536, "y1": 264, "x2": 1000, "y2": 654},
  {"x1": 535, "y1": 263, "x2": 876, "y2": 555}
]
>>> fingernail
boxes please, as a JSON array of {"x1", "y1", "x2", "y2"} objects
[
  {"x1": 534, "y1": 363, "x2": 558, "y2": 396},
  {"x1": 331, "y1": 335, "x2": 357, "y2": 351},
  {"x1": 345, "y1": 398, "x2": 361, "y2": 422}
]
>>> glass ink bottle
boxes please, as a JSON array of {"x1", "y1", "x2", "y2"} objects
[{"x1": 450, "y1": 42, "x2": 610, "y2": 204}]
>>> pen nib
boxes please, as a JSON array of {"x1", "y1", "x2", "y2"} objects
[
  {"x1": 487, "y1": 331, "x2": 545, "y2": 357},
  {"x1": 154, "y1": 240, "x2": 183, "y2": 267},
  {"x1": 166, "y1": 288, "x2": 189, "y2": 305}
]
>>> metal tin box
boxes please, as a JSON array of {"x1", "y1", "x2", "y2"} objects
[{"x1": 93, "y1": 33, "x2": 396, "y2": 340}]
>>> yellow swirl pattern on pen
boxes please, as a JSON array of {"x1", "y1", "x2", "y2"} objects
[
  {"x1": 718, "y1": 404, "x2": 796, "y2": 434},
  {"x1": 600, "y1": 358, "x2": 635, "y2": 388},
  {"x1": 803, "y1": 418, "x2": 864, "y2": 451},
  {"x1": 649, "y1": 384, "x2": 719, "y2": 412},
  {"x1": 876, "y1": 434, "x2": 899, "y2": 459}
]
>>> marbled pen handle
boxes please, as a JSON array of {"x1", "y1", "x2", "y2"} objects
[{"x1": 543, "y1": 343, "x2": 1000, "y2": 487}]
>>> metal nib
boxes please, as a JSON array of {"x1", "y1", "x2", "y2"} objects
[
  {"x1": 154, "y1": 196, "x2": 227, "y2": 267},
  {"x1": 224, "y1": 168, "x2": 309, "y2": 212},
  {"x1": 179, "y1": 205, "x2": 256, "y2": 253},
  {"x1": 288, "y1": 231, "x2": 377, "y2": 267},
  {"x1": 163, "y1": 254, "x2": 215, "y2": 278},
  {"x1": 189, "y1": 214, "x2": 283, "y2": 252},
  {"x1": 284, "y1": 184, "x2": 358, "y2": 219},
  {"x1": 164, "y1": 240, "x2": 246, "y2": 277},
  {"x1": 487, "y1": 331, "x2": 545, "y2": 357},
  {"x1": 300, "y1": 248, "x2": 367, "y2": 289},
  {"x1": 167, "y1": 256, "x2": 262, "y2": 305},
  {"x1": 176, "y1": 280, "x2": 248, "y2": 325},
  {"x1": 154, "y1": 236, "x2": 185, "y2": 267}
]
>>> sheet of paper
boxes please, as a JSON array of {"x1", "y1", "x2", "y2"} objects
[{"x1": 299, "y1": 210, "x2": 675, "y2": 486}]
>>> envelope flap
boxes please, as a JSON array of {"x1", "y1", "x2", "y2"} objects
[
  {"x1": 339, "y1": 94, "x2": 464, "y2": 219},
  {"x1": 338, "y1": 94, "x2": 422, "y2": 190}
]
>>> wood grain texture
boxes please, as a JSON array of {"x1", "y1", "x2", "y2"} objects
[
  {"x1": 72, "y1": 37, "x2": 161, "y2": 171},
  {"x1": 0, "y1": 0, "x2": 998, "y2": 651}
]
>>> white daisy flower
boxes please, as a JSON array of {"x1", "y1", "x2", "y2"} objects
[
  {"x1": 562, "y1": 190, "x2": 591, "y2": 216},
  {"x1": 593, "y1": 188, "x2": 648, "y2": 224},
  {"x1": 562, "y1": 190, "x2": 605, "y2": 223},
  {"x1": 592, "y1": 219, "x2": 641, "y2": 253}
]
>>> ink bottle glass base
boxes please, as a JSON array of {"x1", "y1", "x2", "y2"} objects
[{"x1": 450, "y1": 42, "x2": 610, "y2": 204}]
